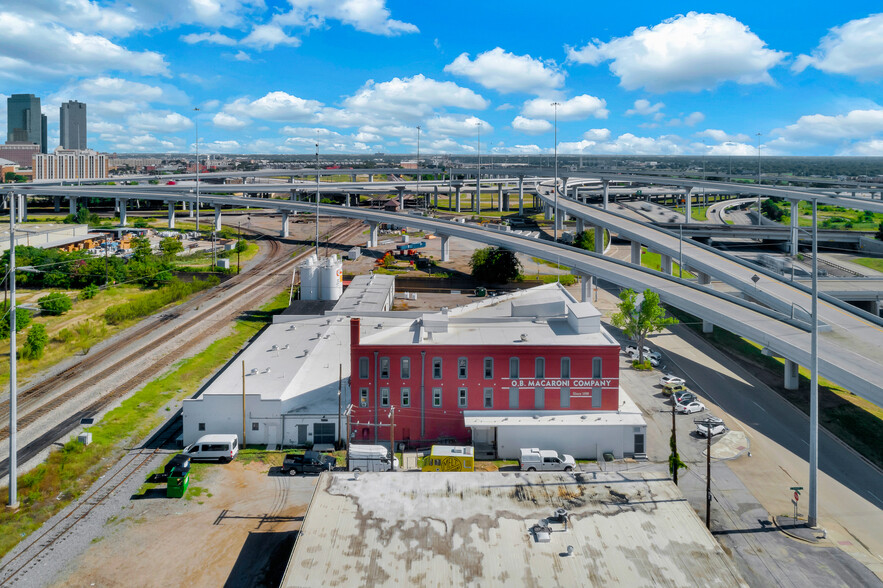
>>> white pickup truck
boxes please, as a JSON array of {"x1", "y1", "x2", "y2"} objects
[{"x1": 519, "y1": 448, "x2": 576, "y2": 472}]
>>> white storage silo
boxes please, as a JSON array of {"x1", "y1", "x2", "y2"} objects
[
  {"x1": 319, "y1": 255, "x2": 343, "y2": 301},
  {"x1": 299, "y1": 254, "x2": 319, "y2": 300}
]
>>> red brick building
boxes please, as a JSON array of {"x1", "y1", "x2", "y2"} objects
[{"x1": 349, "y1": 285, "x2": 634, "y2": 455}]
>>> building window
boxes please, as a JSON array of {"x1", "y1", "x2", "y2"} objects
[
  {"x1": 509, "y1": 387, "x2": 519, "y2": 409},
  {"x1": 458, "y1": 388, "x2": 468, "y2": 407},
  {"x1": 401, "y1": 357, "x2": 411, "y2": 379},
  {"x1": 458, "y1": 357, "x2": 468, "y2": 379},
  {"x1": 592, "y1": 357, "x2": 602, "y2": 379},
  {"x1": 561, "y1": 357, "x2": 571, "y2": 379},
  {"x1": 484, "y1": 388, "x2": 493, "y2": 408},
  {"x1": 252, "y1": 422, "x2": 259, "y2": 431},
  {"x1": 535, "y1": 387, "x2": 545, "y2": 409},
  {"x1": 432, "y1": 387, "x2": 442, "y2": 407},
  {"x1": 592, "y1": 387, "x2": 602, "y2": 408},
  {"x1": 198, "y1": 422, "x2": 205, "y2": 431},
  {"x1": 359, "y1": 357, "x2": 369, "y2": 379},
  {"x1": 401, "y1": 387, "x2": 410, "y2": 407},
  {"x1": 509, "y1": 357, "x2": 519, "y2": 379},
  {"x1": 535, "y1": 358, "x2": 545, "y2": 379},
  {"x1": 380, "y1": 387, "x2": 390, "y2": 407},
  {"x1": 379, "y1": 357, "x2": 390, "y2": 379},
  {"x1": 359, "y1": 388, "x2": 369, "y2": 408},
  {"x1": 484, "y1": 358, "x2": 493, "y2": 379},
  {"x1": 560, "y1": 388, "x2": 570, "y2": 408},
  {"x1": 432, "y1": 358, "x2": 442, "y2": 379}
]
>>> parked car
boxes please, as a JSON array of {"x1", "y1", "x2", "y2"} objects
[
  {"x1": 672, "y1": 391, "x2": 698, "y2": 406},
  {"x1": 283, "y1": 451, "x2": 336, "y2": 476},
  {"x1": 182, "y1": 434, "x2": 239, "y2": 463},
  {"x1": 696, "y1": 416, "x2": 727, "y2": 437},
  {"x1": 519, "y1": 448, "x2": 576, "y2": 472},
  {"x1": 348, "y1": 444, "x2": 399, "y2": 472},
  {"x1": 660, "y1": 375, "x2": 685, "y2": 387},
  {"x1": 626, "y1": 344, "x2": 661, "y2": 366},
  {"x1": 676, "y1": 401, "x2": 706, "y2": 414},
  {"x1": 663, "y1": 383, "x2": 688, "y2": 397}
]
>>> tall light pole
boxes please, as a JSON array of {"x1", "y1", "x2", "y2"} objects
[
  {"x1": 8, "y1": 192, "x2": 18, "y2": 508},
  {"x1": 552, "y1": 102, "x2": 560, "y2": 242},
  {"x1": 756, "y1": 132, "x2": 762, "y2": 226},
  {"x1": 808, "y1": 197, "x2": 819, "y2": 527},
  {"x1": 194, "y1": 107, "x2": 201, "y2": 233},
  {"x1": 315, "y1": 144, "x2": 320, "y2": 257},
  {"x1": 476, "y1": 122, "x2": 481, "y2": 214},
  {"x1": 416, "y1": 125, "x2": 421, "y2": 211}
]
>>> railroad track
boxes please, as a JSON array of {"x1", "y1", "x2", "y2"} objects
[
  {"x1": 0, "y1": 219, "x2": 364, "y2": 452},
  {"x1": 0, "y1": 418, "x2": 184, "y2": 585}
]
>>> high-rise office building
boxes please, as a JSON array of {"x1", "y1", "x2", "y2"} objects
[
  {"x1": 60, "y1": 100, "x2": 87, "y2": 150},
  {"x1": 6, "y1": 94, "x2": 46, "y2": 152}
]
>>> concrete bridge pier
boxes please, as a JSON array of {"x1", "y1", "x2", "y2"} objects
[
  {"x1": 352, "y1": 174, "x2": 357, "y2": 182},
  {"x1": 367, "y1": 222, "x2": 379, "y2": 247},
  {"x1": 544, "y1": 204, "x2": 552, "y2": 221},
  {"x1": 280, "y1": 211, "x2": 290, "y2": 237},
  {"x1": 470, "y1": 191, "x2": 476, "y2": 213},
  {"x1": 19, "y1": 195, "x2": 26, "y2": 222},
  {"x1": 440, "y1": 234, "x2": 451, "y2": 262},
  {"x1": 518, "y1": 176, "x2": 524, "y2": 215},
  {"x1": 167, "y1": 202, "x2": 176, "y2": 229},
  {"x1": 579, "y1": 273, "x2": 594, "y2": 302},
  {"x1": 69, "y1": 196, "x2": 77, "y2": 216},
  {"x1": 660, "y1": 253, "x2": 672, "y2": 275},
  {"x1": 789, "y1": 200, "x2": 799, "y2": 255},
  {"x1": 213, "y1": 205, "x2": 222, "y2": 231},
  {"x1": 697, "y1": 272, "x2": 714, "y2": 333},
  {"x1": 188, "y1": 201, "x2": 194, "y2": 218},
  {"x1": 497, "y1": 184, "x2": 504, "y2": 212},
  {"x1": 433, "y1": 185, "x2": 439, "y2": 209},
  {"x1": 54, "y1": 196, "x2": 61, "y2": 212},
  {"x1": 594, "y1": 226, "x2": 604, "y2": 253},
  {"x1": 784, "y1": 359, "x2": 799, "y2": 390},
  {"x1": 368, "y1": 174, "x2": 374, "y2": 183},
  {"x1": 631, "y1": 241, "x2": 642, "y2": 265},
  {"x1": 576, "y1": 218, "x2": 585, "y2": 234},
  {"x1": 455, "y1": 184, "x2": 462, "y2": 213},
  {"x1": 118, "y1": 199, "x2": 127, "y2": 226},
  {"x1": 685, "y1": 188, "x2": 693, "y2": 224},
  {"x1": 396, "y1": 186, "x2": 405, "y2": 209}
]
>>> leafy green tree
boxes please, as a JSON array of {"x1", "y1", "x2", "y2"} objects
[
  {"x1": 761, "y1": 199, "x2": 783, "y2": 222},
  {"x1": 21, "y1": 324, "x2": 48, "y2": 360},
  {"x1": 469, "y1": 247, "x2": 522, "y2": 283},
  {"x1": 234, "y1": 239, "x2": 248, "y2": 253},
  {"x1": 877, "y1": 221, "x2": 883, "y2": 241},
  {"x1": 81, "y1": 284, "x2": 99, "y2": 299},
  {"x1": 38, "y1": 292, "x2": 73, "y2": 315},
  {"x1": 76, "y1": 205, "x2": 92, "y2": 225},
  {"x1": 611, "y1": 289, "x2": 678, "y2": 365},
  {"x1": 160, "y1": 237, "x2": 184, "y2": 258},
  {"x1": 133, "y1": 218, "x2": 150, "y2": 228},
  {"x1": 0, "y1": 302, "x2": 31, "y2": 339},
  {"x1": 130, "y1": 236, "x2": 152, "y2": 261}
]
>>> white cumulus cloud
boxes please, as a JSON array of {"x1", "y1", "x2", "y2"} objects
[
  {"x1": 773, "y1": 109, "x2": 883, "y2": 142},
  {"x1": 793, "y1": 13, "x2": 883, "y2": 79},
  {"x1": 281, "y1": 0, "x2": 418, "y2": 36},
  {"x1": 212, "y1": 112, "x2": 248, "y2": 130},
  {"x1": 426, "y1": 115, "x2": 492, "y2": 138},
  {"x1": 343, "y1": 75, "x2": 488, "y2": 119},
  {"x1": 567, "y1": 12, "x2": 787, "y2": 93},
  {"x1": 511, "y1": 116, "x2": 552, "y2": 134},
  {"x1": 180, "y1": 32, "x2": 238, "y2": 46},
  {"x1": 241, "y1": 24, "x2": 301, "y2": 50},
  {"x1": 224, "y1": 92, "x2": 323, "y2": 122},
  {"x1": 695, "y1": 129, "x2": 750, "y2": 143},
  {"x1": 625, "y1": 99, "x2": 664, "y2": 116},
  {"x1": 444, "y1": 47, "x2": 564, "y2": 94},
  {"x1": 583, "y1": 128, "x2": 611, "y2": 141},
  {"x1": 521, "y1": 95, "x2": 608, "y2": 121}
]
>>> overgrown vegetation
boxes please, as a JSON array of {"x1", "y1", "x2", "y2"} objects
[
  {"x1": 572, "y1": 229, "x2": 609, "y2": 252},
  {"x1": 21, "y1": 324, "x2": 48, "y2": 360},
  {"x1": 37, "y1": 292, "x2": 73, "y2": 316},
  {"x1": 0, "y1": 290, "x2": 291, "y2": 559},
  {"x1": 104, "y1": 277, "x2": 219, "y2": 324},
  {"x1": 469, "y1": 247, "x2": 522, "y2": 283}
]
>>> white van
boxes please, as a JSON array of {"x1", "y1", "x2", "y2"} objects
[
  {"x1": 183, "y1": 434, "x2": 239, "y2": 463},
  {"x1": 348, "y1": 444, "x2": 399, "y2": 472},
  {"x1": 519, "y1": 448, "x2": 576, "y2": 472}
]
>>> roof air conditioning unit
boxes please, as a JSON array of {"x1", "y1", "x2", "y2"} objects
[
  {"x1": 282, "y1": 343, "x2": 290, "y2": 350},
  {"x1": 520, "y1": 334, "x2": 528, "y2": 342}
]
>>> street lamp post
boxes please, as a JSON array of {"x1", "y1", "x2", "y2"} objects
[
  {"x1": 194, "y1": 107, "x2": 200, "y2": 233},
  {"x1": 756, "y1": 132, "x2": 762, "y2": 226},
  {"x1": 552, "y1": 102, "x2": 560, "y2": 242},
  {"x1": 416, "y1": 125, "x2": 421, "y2": 211},
  {"x1": 808, "y1": 198, "x2": 819, "y2": 527},
  {"x1": 476, "y1": 122, "x2": 481, "y2": 214},
  {"x1": 315, "y1": 144, "x2": 320, "y2": 257}
]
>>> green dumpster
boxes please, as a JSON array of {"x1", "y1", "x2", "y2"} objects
[
  {"x1": 475, "y1": 286, "x2": 487, "y2": 297},
  {"x1": 167, "y1": 466, "x2": 190, "y2": 498}
]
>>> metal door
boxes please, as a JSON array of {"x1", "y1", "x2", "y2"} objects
[
  {"x1": 634, "y1": 433, "x2": 645, "y2": 454},
  {"x1": 297, "y1": 424, "x2": 308, "y2": 446}
]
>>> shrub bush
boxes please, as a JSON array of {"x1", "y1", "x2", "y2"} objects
[
  {"x1": 38, "y1": 292, "x2": 73, "y2": 316},
  {"x1": 21, "y1": 324, "x2": 48, "y2": 360},
  {"x1": 103, "y1": 277, "x2": 219, "y2": 325},
  {"x1": 81, "y1": 284, "x2": 99, "y2": 300},
  {"x1": 0, "y1": 303, "x2": 31, "y2": 338}
]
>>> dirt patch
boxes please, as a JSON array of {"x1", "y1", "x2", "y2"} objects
[{"x1": 48, "y1": 459, "x2": 317, "y2": 588}]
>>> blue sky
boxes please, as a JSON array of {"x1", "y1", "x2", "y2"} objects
[{"x1": 1, "y1": 0, "x2": 882, "y2": 156}]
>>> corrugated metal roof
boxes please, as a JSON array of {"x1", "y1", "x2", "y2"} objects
[{"x1": 281, "y1": 471, "x2": 746, "y2": 587}]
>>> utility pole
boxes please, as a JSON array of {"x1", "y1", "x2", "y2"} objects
[
  {"x1": 416, "y1": 125, "x2": 421, "y2": 211},
  {"x1": 695, "y1": 416, "x2": 716, "y2": 529},
  {"x1": 242, "y1": 360, "x2": 247, "y2": 448},
  {"x1": 337, "y1": 364, "x2": 342, "y2": 450},
  {"x1": 389, "y1": 405, "x2": 396, "y2": 471},
  {"x1": 194, "y1": 107, "x2": 200, "y2": 233},
  {"x1": 104, "y1": 235, "x2": 109, "y2": 286},
  {"x1": 756, "y1": 132, "x2": 762, "y2": 226},
  {"x1": 237, "y1": 221, "x2": 241, "y2": 274},
  {"x1": 345, "y1": 405, "x2": 353, "y2": 470},
  {"x1": 552, "y1": 102, "x2": 560, "y2": 242},
  {"x1": 8, "y1": 192, "x2": 18, "y2": 508},
  {"x1": 671, "y1": 402, "x2": 679, "y2": 485},
  {"x1": 476, "y1": 122, "x2": 481, "y2": 215}
]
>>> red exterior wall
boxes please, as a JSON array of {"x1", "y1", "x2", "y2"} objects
[{"x1": 349, "y1": 319, "x2": 620, "y2": 445}]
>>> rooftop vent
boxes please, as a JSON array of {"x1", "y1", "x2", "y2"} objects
[
  {"x1": 375, "y1": 323, "x2": 383, "y2": 329},
  {"x1": 287, "y1": 325, "x2": 296, "y2": 331},
  {"x1": 270, "y1": 344, "x2": 278, "y2": 352},
  {"x1": 562, "y1": 545, "x2": 574, "y2": 557},
  {"x1": 282, "y1": 343, "x2": 290, "y2": 350},
  {"x1": 530, "y1": 524, "x2": 552, "y2": 543},
  {"x1": 250, "y1": 368, "x2": 258, "y2": 376},
  {"x1": 520, "y1": 334, "x2": 528, "y2": 342},
  {"x1": 303, "y1": 349, "x2": 309, "y2": 356},
  {"x1": 264, "y1": 367, "x2": 271, "y2": 374}
]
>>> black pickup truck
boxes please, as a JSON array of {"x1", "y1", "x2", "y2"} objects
[{"x1": 282, "y1": 451, "x2": 336, "y2": 476}]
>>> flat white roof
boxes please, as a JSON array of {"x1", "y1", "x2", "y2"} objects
[
  {"x1": 358, "y1": 283, "x2": 619, "y2": 347},
  {"x1": 282, "y1": 471, "x2": 746, "y2": 587},
  {"x1": 329, "y1": 273, "x2": 395, "y2": 315},
  {"x1": 463, "y1": 387, "x2": 645, "y2": 428}
]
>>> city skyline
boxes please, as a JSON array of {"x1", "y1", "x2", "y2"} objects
[{"x1": 0, "y1": 2, "x2": 881, "y2": 156}]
